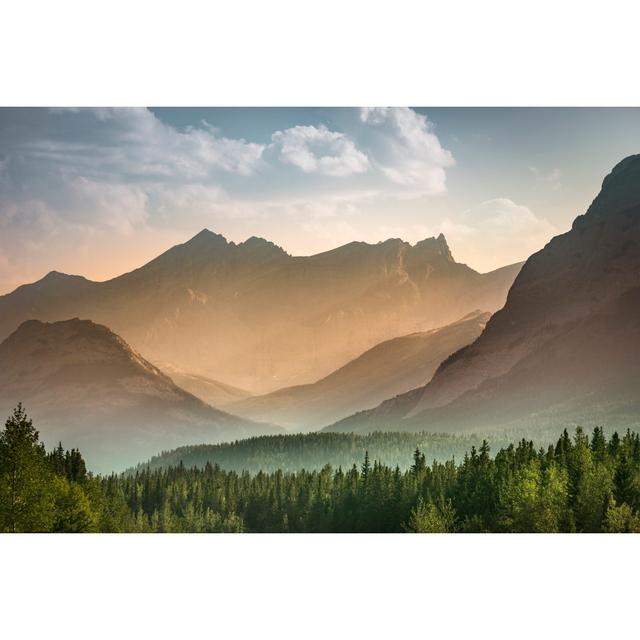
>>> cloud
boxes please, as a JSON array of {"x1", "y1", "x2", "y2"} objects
[
  {"x1": 440, "y1": 198, "x2": 557, "y2": 271},
  {"x1": 21, "y1": 108, "x2": 265, "y2": 180},
  {"x1": 68, "y1": 178, "x2": 149, "y2": 234},
  {"x1": 0, "y1": 108, "x2": 271, "y2": 290},
  {"x1": 359, "y1": 107, "x2": 455, "y2": 195},
  {"x1": 0, "y1": 108, "x2": 268, "y2": 240},
  {"x1": 271, "y1": 125, "x2": 369, "y2": 176}
]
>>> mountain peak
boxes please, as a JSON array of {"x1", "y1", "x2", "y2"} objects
[
  {"x1": 238, "y1": 236, "x2": 289, "y2": 258},
  {"x1": 186, "y1": 228, "x2": 229, "y2": 246},
  {"x1": 39, "y1": 270, "x2": 89, "y2": 283},
  {"x1": 3, "y1": 317, "x2": 168, "y2": 382},
  {"x1": 411, "y1": 234, "x2": 454, "y2": 262},
  {"x1": 574, "y1": 153, "x2": 640, "y2": 228},
  {"x1": 12, "y1": 317, "x2": 113, "y2": 341},
  {"x1": 43, "y1": 270, "x2": 67, "y2": 279},
  {"x1": 17, "y1": 271, "x2": 91, "y2": 294},
  {"x1": 0, "y1": 317, "x2": 284, "y2": 471}
]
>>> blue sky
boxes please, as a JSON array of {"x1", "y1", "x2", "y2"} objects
[{"x1": 1, "y1": 107, "x2": 639, "y2": 293}]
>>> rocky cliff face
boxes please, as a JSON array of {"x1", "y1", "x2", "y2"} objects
[{"x1": 328, "y1": 155, "x2": 640, "y2": 435}]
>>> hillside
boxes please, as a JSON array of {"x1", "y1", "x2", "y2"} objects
[
  {"x1": 0, "y1": 318, "x2": 283, "y2": 472},
  {"x1": 229, "y1": 311, "x2": 490, "y2": 430},
  {"x1": 328, "y1": 155, "x2": 640, "y2": 435}
]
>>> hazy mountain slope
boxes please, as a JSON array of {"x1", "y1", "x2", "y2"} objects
[
  {"x1": 0, "y1": 319, "x2": 283, "y2": 472},
  {"x1": 229, "y1": 311, "x2": 490, "y2": 431},
  {"x1": 155, "y1": 362, "x2": 254, "y2": 407},
  {"x1": 327, "y1": 154, "x2": 640, "y2": 435},
  {"x1": 0, "y1": 232, "x2": 521, "y2": 392}
]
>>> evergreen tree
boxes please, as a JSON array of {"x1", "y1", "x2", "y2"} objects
[
  {"x1": 0, "y1": 404, "x2": 54, "y2": 532},
  {"x1": 404, "y1": 498, "x2": 455, "y2": 533}
]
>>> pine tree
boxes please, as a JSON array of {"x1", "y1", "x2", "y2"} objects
[
  {"x1": 403, "y1": 498, "x2": 455, "y2": 533},
  {"x1": 591, "y1": 427, "x2": 607, "y2": 464},
  {"x1": 613, "y1": 452, "x2": 636, "y2": 509},
  {"x1": 0, "y1": 404, "x2": 54, "y2": 532},
  {"x1": 361, "y1": 451, "x2": 371, "y2": 482},
  {"x1": 411, "y1": 448, "x2": 426, "y2": 476}
]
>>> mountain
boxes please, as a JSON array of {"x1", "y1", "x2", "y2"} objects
[
  {"x1": 0, "y1": 319, "x2": 283, "y2": 472},
  {"x1": 0, "y1": 232, "x2": 521, "y2": 393},
  {"x1": 327, "y1": 155, "x2": 640, "y2": 436},
  {"x1": 228, "y1": 311, "x2": 490, "y2": 431},
  {"x1": 154, "y1": 362, "x2": 254, "y2": 407}
]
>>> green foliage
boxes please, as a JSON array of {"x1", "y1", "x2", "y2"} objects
[
  {"x1": 497, "y1": 460, "x2": 568, "y2": 532},
  {"x1": 51, "y1": 477, "x2": 98, "y2": 532},
  {"x1": 0, "y1": 404, "x2": 54, "y2": 532},
  {"x1": 404, "y1": 498, "x2": 455, "y2": 533},
  {"x1": 133, "y1": 431, "x2": 516, "y2": 475},
  {"x1": 0, "y1": 405, "x2": 112, "y2": 533},
  {"x1": 2, "y1": 406, "x2": 640, "y2": 533},
  {"x1": 604, "y1": 501, "x2": 640, "y2": 533},
  {"x1": 78, "y1": 426, "x2": 640, "y2": 533}
]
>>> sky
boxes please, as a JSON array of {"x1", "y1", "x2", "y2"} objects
[{"x1": 1, "y1": 107, "x2": 639, "y2": 293}]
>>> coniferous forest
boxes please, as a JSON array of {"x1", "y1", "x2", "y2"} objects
[
  {"x1": 135, "y1": 431, "x2": 518, "y2": 475},
  {"x1": 2, "y1": 405, "x2": 640, "y2": 533}
]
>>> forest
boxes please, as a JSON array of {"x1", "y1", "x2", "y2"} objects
[
  {"x1": 135, "y1": 431, "x2": 516, "y2": 474},
  {"x1": 1, "y1": 405, "x2": 640, "y2": 533}
]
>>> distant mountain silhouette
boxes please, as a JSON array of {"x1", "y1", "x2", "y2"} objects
[
  {"x1": 327, "y1": 155, "x2": 640, "y2": 435},
  {"x1": 0, "y1": 319, "x2": 283, "y2": 472},
  {"x1": 229, "y1": 311, "x2": 490, "y2": 431},
  {"x1": 155, "y1": 362, "x2": 254, "y2": 407},
  {"x1": 0, "y1": 231, "x2": 521, "y2": 392}
]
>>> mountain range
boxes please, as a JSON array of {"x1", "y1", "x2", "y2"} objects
[
  {"x1": 327, "y1": 154, "x2": 640, "y2": 436},
  {"x1": 228, "y1": 310, "x2": 490, "y2": 431},
  {"x1": 0, "y1": 318, "x2": 282, "y2": 472},
  {"x1": 0, "y1": 231, "x2": 521, "y2": 393}
]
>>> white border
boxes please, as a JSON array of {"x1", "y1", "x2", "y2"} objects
[
  {"x1": 1, "y1": 533, "x2": 639, "y2": 639},
  {"x1": 2, "y1": 0, "x2": 640, "y2": 637},
  {"x1": 2, "y1": 0, "x2": 640, "y2": 106}
]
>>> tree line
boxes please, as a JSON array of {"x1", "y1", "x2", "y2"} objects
[
  {"x1": 1, "y1": 405, "x2": 639, "y2": 532},
  {"x1": 135, "y1": 431, "x2": 516, "y2": 475}
]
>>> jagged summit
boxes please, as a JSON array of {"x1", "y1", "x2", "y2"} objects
[
  {"x1": 412, "y1": 234, "x2": 454, "y2": 262},
  {"x1": 183, "y1": 228, "x2": 229, "y2": 248},
  {"x1": 237, "y1": 236, "x2": 289, "y2": 258},
  {"x1": 172, "y1": 230, "x2": 288, "y2": 260}
]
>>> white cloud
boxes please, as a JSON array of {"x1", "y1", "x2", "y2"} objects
[
  {"x1": 359, "y1": 107, "x2": 455, "y2": 195},
  {"x1": 24, "y1": 108, "x2": 266, "y2": 180},
  {"x1": 271, "y1": 125, "x2": 369, "y2": 176},
  {"x1": 69, "y1": 177, "x2": 149, "y2": 234},
  {"x1": 0, "y1": 109, "x2": 267, "y2": 247},
  {"x1": 440, "y1": 198, "x2": 558, "y2": 271}
]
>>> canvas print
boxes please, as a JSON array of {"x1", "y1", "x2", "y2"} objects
[{"x1": 1, "y1": 107, "x2": 639, "y2": 533}]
